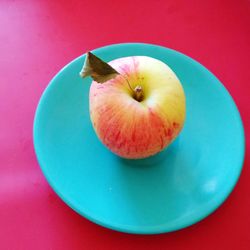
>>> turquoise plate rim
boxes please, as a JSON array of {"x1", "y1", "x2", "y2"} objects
[{"x1": 33, "y1": 43, "x2": 245, "y2": 234}]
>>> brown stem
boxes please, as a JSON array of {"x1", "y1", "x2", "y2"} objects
[
  {"x1": 133, "y1": 85, "x2": 144, "y2": 102},
  {"x1": 120, "y1": 75, "x2": 144, "y2": 101}
]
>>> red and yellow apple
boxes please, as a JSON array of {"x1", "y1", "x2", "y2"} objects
[{"x1": 85, "y1": 55, "x2": 185, "y2": 159}]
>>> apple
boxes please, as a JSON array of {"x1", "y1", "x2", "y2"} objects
[{"x1": 81, "y1": 54, "x2": 186, "y2": 159}]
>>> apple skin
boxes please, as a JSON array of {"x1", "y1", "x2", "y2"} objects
[{"x1": 89, "y1": 56, "x2": 186, "y2": 159}]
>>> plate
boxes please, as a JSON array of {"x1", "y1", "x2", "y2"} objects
[{"x1": 33, "y1": 43, "x2": 245, "y2": 234}]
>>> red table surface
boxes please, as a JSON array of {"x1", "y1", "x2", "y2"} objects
[{"x1": 1, "y1": 0, "x2": 249, "y2": 249}]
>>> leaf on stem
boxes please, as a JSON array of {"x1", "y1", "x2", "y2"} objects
[{"x1": 79, "y1": 52, "x2": 120, "y2": 83}]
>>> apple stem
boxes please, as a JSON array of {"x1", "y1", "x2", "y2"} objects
[
  {"x1": 133, "y1": 85, "x2": 144, "y2": 102},
  {"x1": 120, "y1": 75, "x2": 144, "y2": 102}
]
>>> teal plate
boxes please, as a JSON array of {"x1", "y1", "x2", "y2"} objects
[{"x1": 33, "y1": 43, "x2": 245, "y2": 234}]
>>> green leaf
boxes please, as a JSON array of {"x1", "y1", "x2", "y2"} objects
[{"x1": 79, "y1": 52, "x2": 120, "y2": 83}]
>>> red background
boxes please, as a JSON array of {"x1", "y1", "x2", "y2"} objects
[{"x1": 1, "y1": 0, "x2": 249, "y2": 249}]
